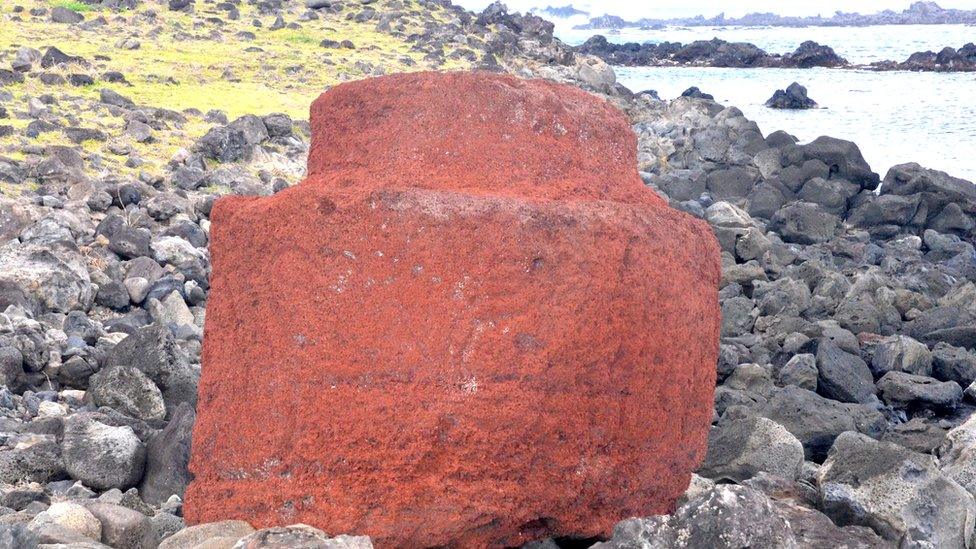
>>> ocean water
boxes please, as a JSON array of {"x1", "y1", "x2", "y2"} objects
[
  {"x1": 614, "y1": 66, "x2": 976, "y2": 182},
  {"x1": 554, "y1": 24, "x2": 976, "y2": 181}
]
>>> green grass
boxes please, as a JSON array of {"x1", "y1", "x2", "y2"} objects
[
  {"x1": 1, "y1": 0, "x2": 479, "y2": 170},
  {"x1": 282, "y1": 31, "x2": 319, "y2": 45},
  {"x1": 52, "y1": 0, "x2": 95, "y2": 12}
]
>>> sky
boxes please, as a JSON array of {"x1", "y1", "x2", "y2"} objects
[{"x1": 455, "y1": 0, "x2": 976, "y2": 19}]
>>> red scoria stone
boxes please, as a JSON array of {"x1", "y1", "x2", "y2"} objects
[{"x1": 184, "y1": 71, "x2": 720, "y2": 548}]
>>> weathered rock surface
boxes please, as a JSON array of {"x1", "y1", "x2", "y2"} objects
[
  {"x1": 140, "y1": 403, "x2": 195, "y2": 506},
  {"x1": 0, "y1": 242, "x2": 93, "y2": 315},
  {"x1": 933, "y1": 342, "x2": 976, "y2": 387},
  {"x1": 941, "y1": 414, "x2": 976, "y2": 500},
  {"x1": 759, "y1": 386, "x2": 885, "y2": 462},
  {"x1": 107, "y1": 325, "x2": 198, "y2": 415},
  {"x1": 819, "y1": 431, "x2": 976, "y2": 547},
  {"x1": 31, "y1": 501, "x2": 101, "y2": 541},
  {"x1": 816, "y1": 338, "x2": 876, "y2": 404},
  {"x1": 184, "y1": 72, "x2": 721, "y2": 547},
  {"x1": 769, "y1": 201, "x2": 840, "y2": 244},
  {"x1": 591, "y1": 485, "x2": 796, "y2": 548},
  {"x1": 877, "y1": 371, "x2": 963, "y2": 413},
  {"x1": 88, "y1": 363, "x2": 167, "y2": 422},
  {"x1": 0, "y1": 441, "x2": 65, "y2": 484},
  {"x1": 157, "y1": 520, "x2": 254, "y2": 549},
  {"x1": 62, "y1": 413, "x2": 146, "y2": 491},
  {"x1": 878, "y1": 163, "x2": 976, "y2": 240},
  {"x1": 233, "y1": 525, "x2": 373, "y2": 548},
  {"x1": 698, "y1": 416, "x2": 804, "y2": 482},
  {"x1": 871, "y1": 335, "x2": 933, "y2": 377},
  {"x1": 83, "y1": 502, "x2": 154, "y2": 549}
]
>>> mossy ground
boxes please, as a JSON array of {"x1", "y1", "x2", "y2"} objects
[
  {"x1": 51, "y1": 0, "x2": 95, "y2": 13},
  {"x1": 0, "y1": 0, "x2": 477, "y2": 187}
]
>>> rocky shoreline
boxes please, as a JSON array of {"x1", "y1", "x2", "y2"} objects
[
  {"x1": 1, "y1": 0, "x2": 976, "y2": 547},
  {"x1": 871, "y1": 42, "x2": 976, "y2": 71},
  {"x1": 578, "y1": 36, "x2": 848, "y2": 69},
  {"x1": 577, "y1": 35, "x2": 976, "y2": 72}
]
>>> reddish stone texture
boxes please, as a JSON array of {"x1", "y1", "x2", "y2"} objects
[{"x1": 184, "y1": 71, "x2": 720, "y2": 548}]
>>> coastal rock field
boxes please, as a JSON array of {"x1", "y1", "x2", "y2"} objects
[{"x1": 0, "y1": 0, "x2": 975, "y2": 548}]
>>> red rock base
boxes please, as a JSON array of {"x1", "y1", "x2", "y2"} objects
[{"x1": 184, "y1": 71, "x2": 720, "y2": 548}]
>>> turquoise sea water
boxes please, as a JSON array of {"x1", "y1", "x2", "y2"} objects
[
  {"x1": 616, "y1": 66, "x2": 976, "y2": 181},
  {"x1": 557, "y1": 24, "x2": 976, "y2": 181}
]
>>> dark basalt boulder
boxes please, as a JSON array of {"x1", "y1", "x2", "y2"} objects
[
  {"x1": 0, "y1": 70, "x2": 25, "y2": 86},
  {"x1": 579, "y1": 34, "x2": 612, "y2": 56},
  {"x1": 476, "y1": 1, "x2": 555, "y2": 43},
  {"x1": 50, "y1": 6, "x2": 84, "y2": 24},
  {"x1": 878, "y1": 371, "x2": 963, "y2": 413},
  {"x1": 758, "y1": 386, "x2": 886, "y2": 462},
  {"x1": 711, "y1": 41, "x2": 767, "y2": 68},
  {"x1": 168, "y1": 0, "x2": 195, "y2": 12},
  {"x1": 895, "y1": 42, "x2": 976, "y2": 71},
  {"x1": 681, "y1": 86, "x2": 714, "y2": 100},
  {"x1": 40, "y1": 46, "x2": 86, "y2": 69},
  {"x1": 819, "y1": 431, "x2": 975, "y2": 547},
  {"x1": 799, "y1": 136, "x2": 880, "y2": 190},
  {"x1": 784, "y1": 41, "x2": 848, "y2": 68},
  {"x1": 140, "y1": 403, "x2": 195, "y2": 505},
  {"x1": 766, "y1": 82, "x2": 818, "y2": 109},
  {"x1": 592, "y1": 485, "x2": 797, "y2": 548},
  {"x1": 673, "y1": 39, "x2": 723, "y2": 63},
  {"x1": 879, "y1": 163, "x2": 976, "y2": 238},
  {"x1": 769, "y1": 201, "x2": 840, "y2": 244}
]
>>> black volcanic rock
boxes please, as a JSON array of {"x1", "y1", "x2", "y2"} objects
[
  {"x1": 801, "y1": 136, "x2": 881, "y2": 190},
  {"x1": 682, "y1": 86, "x2": 714, "y2": 100},
  {"x1": 578, "y1": 37, "x2": 847, "y2": 69},
  {"x1": 168, "y1": 0, "x2": 195, "y2": 11},
  {"x1": 0, "y1": 70, "x2": 25, "y2": 86},
  {"x1": 712, "y1": 42, "x2": 767, "y2": 68},
  {"x1": 766, "y1": 83, "x2": 818, "y2": 109},
  {"x1": 40, "y1": 46, "x2": 86, "y2": 69},
  {"x1": 784, "y1": 41, "x2": 847, "y2": 68},
  {"x1": 886, "y1": 42, "x2": 976, "y2": 71},
  {"x1": 673, "y1": 39, "x2": 766, "y2": 68},
  {"x1": 50, "y1": 6, "x2": 83, "y2": 24},
  {"x1": 477, "y1": 1, "x2": 555, "y2": 43}
]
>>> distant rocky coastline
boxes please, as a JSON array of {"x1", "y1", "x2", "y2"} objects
[
  {"x1": 578, "y1": 36, "x2": 847, "y2": 69},
  {"x1": 574, "y1": 1, "x2": 976, "y2": 30},
  {"x1": 871, "y1": 43, "x2": 976, "y2": 72},
  {"x1": 535, "y1": 4, "x2": 588, "y2": 19},
  {"x1": 578, "y1": 35, "x2": 976, "y2": 72}
]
